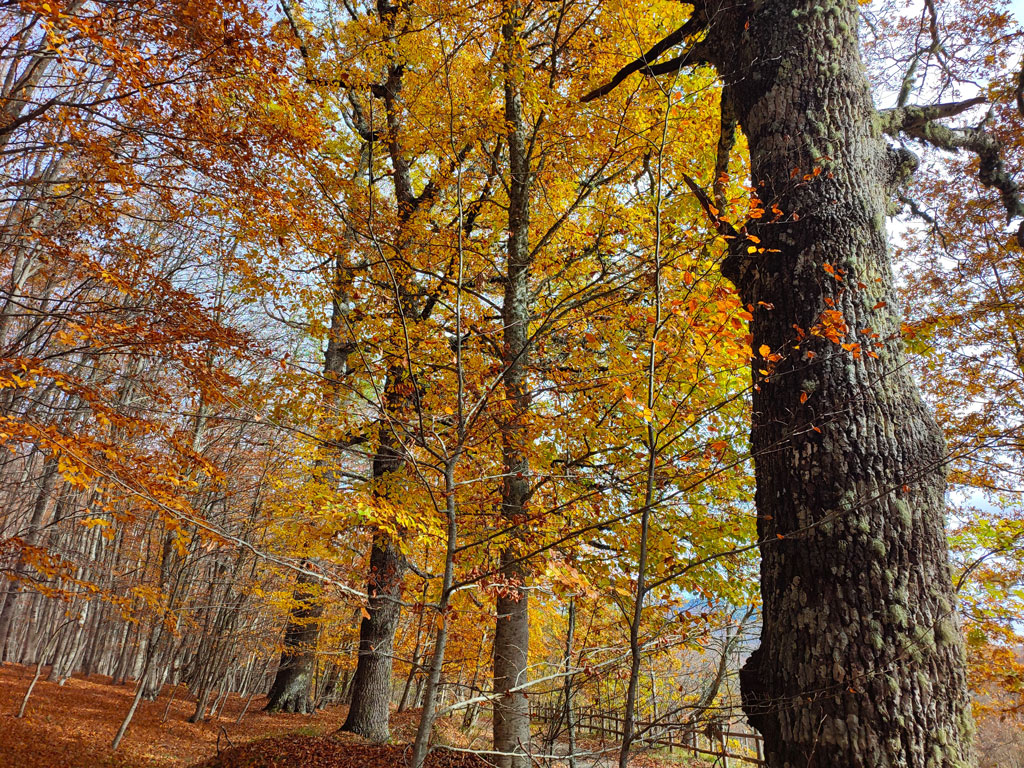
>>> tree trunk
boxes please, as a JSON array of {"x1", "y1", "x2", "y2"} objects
[
  {"x1": 493, "y1": 5, "x2": 532, "y2": 764},
  {"x1": 562, "y1": 598, "x2": 577, "y2": 768},
  {"x1": 706, "y1": 0, "x2": 975, "y2": 764},
  {"x1": 493, "y1": 550, "x2": 530, "y2": 768},
  {"x1": 340, "y1": 433, "x2": 406, "y2": 741},
  {"x1": 265, "y1": 568, "x2": 322, "y2": 714},
  {"x1": 340, "y1": 524, "x2": 405, "y2": 741},
  {"x1": 0, "y1": 456, "x2": 58, "y2": 658},
  {"x1": 264, "y1": 248, "x2": 353, "y2": 715}
]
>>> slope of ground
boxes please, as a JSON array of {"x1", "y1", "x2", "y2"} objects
[
  {"x1": 0, "y1": 663, "x2": 705, "y2": 768},
  {"x1": 0, "y1": 663, "x2": 398, "y2": 768},
  {"x1": 194, "y1": 736, "x2": 491, "y2": 768}
]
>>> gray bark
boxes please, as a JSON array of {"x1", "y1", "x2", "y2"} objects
[
  {"x1": 265, "y1": 567, "x2": 322, "y2": 714},
  {"x1": 585, "y1": 0, "x2": 978, "y2": 763},
  {"x1": 340, "y1": 469, "x2": 406, "y2": 741},
  {"x1": 708, "y1": 1, "x2": 976, "y2": 764},
  {"x1": 493, "y1": 4, "x2": 532, "y2": 765}
]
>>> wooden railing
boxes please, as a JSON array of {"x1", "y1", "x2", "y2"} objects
[{"x1": 530, "y1": 701, "x2": 765, "y2": 766}]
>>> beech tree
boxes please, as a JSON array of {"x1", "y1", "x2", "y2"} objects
[
  {"x1": 582, "y1": 0, "x2": 1022, "y2": 764},
  {"x1": 492, "y1": 3, "x2": 533, "y2": 765},
  {"x1": 5, "y1": 0, "x2": 1022, "y2": 766},
  {"x1": 880, "y1": 0, "x2": 1024, "y2": 747}
]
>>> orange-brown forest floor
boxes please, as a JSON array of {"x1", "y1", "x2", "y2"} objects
[
  {"x1": 0, "y1": 663, "x2": 455, "y2": 768},
  {"x1": 0, "y1": 664, "x2": 696, "y2": 768}
]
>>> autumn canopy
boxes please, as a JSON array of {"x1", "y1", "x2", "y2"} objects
[{"x1": 1, "y1": 1, "x2": 1023, "y2": 767}]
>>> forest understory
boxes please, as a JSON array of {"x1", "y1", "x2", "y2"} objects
[{"x1": 0, "y1": 663, "x2": 698, "y2": 768}]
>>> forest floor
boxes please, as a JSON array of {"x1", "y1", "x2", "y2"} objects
[{"x1": 0, "y1": 664, "x2": 704, "y2": 768}]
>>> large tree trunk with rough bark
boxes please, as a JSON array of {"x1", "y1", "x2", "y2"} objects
[
  {"x1": 706, "y1": 0, "x2": 976, "y2": 765},
  {"x1": 340, "y1": 441, "x2": 406, "y2": 742},
  {"x1": 339, "y1": 532, "x2": 403, "y2": 740},
  {"x1": 265, "y1": 567, "x2": 322, "y2": 714},
  {"x1": 493, "y1": 552, "x2": 530, "y2": 768}
]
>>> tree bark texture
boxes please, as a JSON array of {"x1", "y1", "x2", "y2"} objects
[
  {"x1": 493, "y1": 552, "x2": 530, "y2": 768},
  {"x1": 493, "y1": 4, "x2": 532, "y2": 766},
  {"x1": 265, "y1": 568, "x2": 322, "y2": 714},
  {"x1": 340, "y1": 440, "x2": 406, "y2": 742},
  {"x1": 706, "y1": 0, "x2": 975, "y2": 764}
]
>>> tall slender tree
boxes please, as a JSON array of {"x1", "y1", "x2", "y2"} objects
[
  {"x1": 265, "y1": 264, "x2": 353, "y2": 714},
  {"x1": 492, "y1": 3, "x2": 533, "y2": 765}
]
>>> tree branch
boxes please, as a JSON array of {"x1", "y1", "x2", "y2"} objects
[
  {"x1": 878, "y1": 97, "x2": 986, "y2": 131},
  {"x1": 280, "y1": 0, "x2": 310, "y2": 62},
  {"x1": 580, "y1": 12, "x2": 708, "y2": 102},
  {"x1": 881, "y1": 98, "x2": 1024, "y2": 243},
  {"x1": 713, "y1": 91, "x2": 737, "y2": 211},
  {"x1": 680, "y1": 171, "x2": 756, "y2": 299},
  {"x1": 680, "y1": 171, "x2": 737, "y2": 239}
]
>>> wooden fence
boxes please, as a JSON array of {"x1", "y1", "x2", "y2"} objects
[{"x1": 530, "y1": 701, "x2": 765, "y2": 766}]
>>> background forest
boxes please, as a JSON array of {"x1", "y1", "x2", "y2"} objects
[{"x1": 1, "y1": 0, "x2": 1023, "y2": 766}]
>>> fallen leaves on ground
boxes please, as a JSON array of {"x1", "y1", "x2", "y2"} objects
[
  {"x1": 0, "y1": 663, "x2": 708, "y2": 768},
  {"x1": 196, "y1": 736, "x2": 490, "y2": 768},
  {"x1": 0, "y1": 663, "x2": 422, "y2": 768}
]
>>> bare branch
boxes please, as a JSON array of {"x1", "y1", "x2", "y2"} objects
[
  {"x1": 881, "y1": 98, "x2": 1024, "y2": 243},
  {"x1": 679, "y1": 171, "x2": 739, "y2": 240},
  {"x1": 878, "y1": 97, "x2": 986, "y2": 131},
  {"x1": 580, "y1": 13, "x2": 708, "y2": 102}
]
